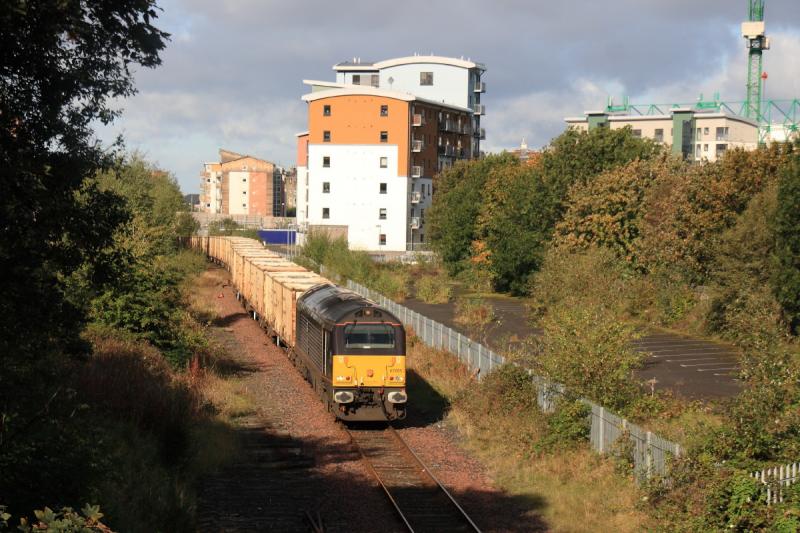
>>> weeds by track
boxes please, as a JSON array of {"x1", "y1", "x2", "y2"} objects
[{"x1": 347, "y1": 425, "x2": 481, "y2": 533}]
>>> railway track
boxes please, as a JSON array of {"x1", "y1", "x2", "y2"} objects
[{"x1": 348, "y1": 426, "x2": 481, "y2": 533}]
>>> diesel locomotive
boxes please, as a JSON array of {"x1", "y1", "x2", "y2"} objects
[
  {"x1": 190, "y1": 236, "x2": 407, "y2": 422},
  {"x1": 294, "y1": 284, "x2": 407, "y2": 421}
]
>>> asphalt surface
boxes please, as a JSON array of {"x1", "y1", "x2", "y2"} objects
[{"x1": 401, "y1": 296, "x2": 741, "y2": 401}]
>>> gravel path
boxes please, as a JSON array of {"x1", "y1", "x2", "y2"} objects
[{"x1": 196, "y1": 266, "x2": 546, "y2": 532}]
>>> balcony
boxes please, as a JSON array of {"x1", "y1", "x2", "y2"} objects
[
  {"x1": 411, "y1": 165, "x2": 423, "y2": 178},
  {"x1": 474, "y1": 81, "x2": 486, "y2": 93},
  {"x1": 411, "y1": 139, "x2": 424, "y2": 152},
  {"x1": 409, "y1": 191, "x2": 421, "y2": 204},
  {"x1": 410, "y1": 217, "x2": 421, "y2": 229},
  {"x1": 412, "y1": 113, "x2": 425, "y2": 127},
  {"x1": 474, "y1": 127, "x2": 486, "y2": 139},
  {"x1": 473, "y1": 104, "x2": 485, "y2": 115}
]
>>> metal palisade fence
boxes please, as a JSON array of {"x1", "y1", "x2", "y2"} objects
[
  {"x1": 346, "y1": 279, "x2": 682, "y2": 481},
  {"x1": 751, "y1": 462, "x2": 800, "y2": 504}
]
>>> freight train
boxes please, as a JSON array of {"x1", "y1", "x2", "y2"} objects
[{"x1": 189, "y1": 236, "x2": 407, "y2": 421}]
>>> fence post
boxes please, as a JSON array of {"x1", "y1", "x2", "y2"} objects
[
  {"x1": 646, "y1": 431, "x2": 653, "y2": 479},
  {"x1": 598, "y1": 407, "x2": 605, "y2": 453},
  {"x1": 457, "y1": 333, "x2": 462, "y2": 360}
]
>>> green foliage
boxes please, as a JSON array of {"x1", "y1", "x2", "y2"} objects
[
  {"x1": 530, "y1": 246, "x2": 642, "y2": 321},
  {"x1": 208, "y1": 218, "x2": 259, "y2": 240},
  {"x1": 704, "y1": 471, "x2": 768, "y2": 531},
  {"x1": 538, "y1": 126, "x2": 661, "y2": 217},
  {"x1": 428, "y1": 153, "x2": 519, "y2": 275},
  {"x1": 299, "y1": 231, "x2": 408, "y2": 299},
  {"x1": 476, "y1": 163, "x2": 554, "y2": 294},
  {"x1": 0, "y1": 0, "x2": 170, "y2": 522},
  {"x1": 555, "y1": 155, "x2": 683, "y2": 264},
  {"x1": 532, "y1": 301, "x2": 643, "y2": 412},
  {"x1": 431, "y1": 128, "x2": 658, "y2": 293},
  {"x1": 536, "y1": 399, "x2": 591, "y2": 452},
  {"x1": 0, "y1": 504, "x2": 109, "y2": 533},
  {"x1": 636, "y1": 145, "x2": 793, "y2": 282},
  {"x1": 772, "y1": 149, "x2": 800, "y2": 333},
  {"x1": 415, "y1": 273, "x2": 452, "y2": 304}
]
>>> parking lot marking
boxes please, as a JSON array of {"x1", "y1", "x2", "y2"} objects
[
  {"x1": 651, "y1": 352, "x2": 736, "y2": 358},
  {"x1": 666, "y1": 357, "x2": 723, "y2": 362},
  {"x1": 680, "y1": 362, "x2": 735, "y2": 368}
]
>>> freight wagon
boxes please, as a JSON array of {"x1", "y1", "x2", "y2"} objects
[{"x1": 188, "y1": 236, "x2": 407, "y2": 421}]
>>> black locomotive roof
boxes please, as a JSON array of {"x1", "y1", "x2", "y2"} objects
[{"x1": 297, "y1": 283, "x2": 401, "y2": 328}]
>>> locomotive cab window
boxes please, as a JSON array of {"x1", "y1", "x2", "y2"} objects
[{"x1": 343, "y1": 323, "x2": 395, "y2": 349}]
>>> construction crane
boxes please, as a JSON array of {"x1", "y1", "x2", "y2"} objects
[{"x1": 742, "y1": 0, "x2": 769, "y2": 120}]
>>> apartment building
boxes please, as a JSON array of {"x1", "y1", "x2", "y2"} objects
[
  {"x1": 199, "y1": 161, "x2": 223, "y2": 213},
  {"x1": 565, "y1": 108, "x2": 758, "y2": 162},
  {"x1": 306, "y1": 54, "x2": 486, "y2": 154},
  {"x1": 296, "y1": 86, "x2": 474, "y2": 252},
  {"x1": 199, "y1": 149, "x2": 285, "y2": 216}
]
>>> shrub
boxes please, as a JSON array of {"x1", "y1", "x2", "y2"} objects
[
  {"x1": 532, "y1": 301, "x2": 643, "y2": 412},
  {"x1": 415, "y1": 273, "x2": 452, "y2": 304},
  {"x1": 454, "y1": 297, "x2": 495, "y2": 332},
  {"x1": 536, "y1": 398, "x2": 591, "y2": 452},
  {"x1": 529, "y1": 246, "x2": 641, "y2": 321}
]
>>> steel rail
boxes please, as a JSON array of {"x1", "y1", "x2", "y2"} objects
[{"x1": 348, "y1": 426, "x2": 481, "y2": 533}]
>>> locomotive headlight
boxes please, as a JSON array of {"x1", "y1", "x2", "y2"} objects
[
  {"x1": 386, "y1": 390, "x2": 407, "y2": 404},
  {"x1": 334, "y1": 391, "x2": 355, "y2": 404}
]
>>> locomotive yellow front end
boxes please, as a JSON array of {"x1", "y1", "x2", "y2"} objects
[{"x1": 331, "y1": 314, "x2": 407, "y2": 421}]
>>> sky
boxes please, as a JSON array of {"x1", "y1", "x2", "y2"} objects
[{"x1": 95, "y1": 0, "x2": 800, "y2": 194}]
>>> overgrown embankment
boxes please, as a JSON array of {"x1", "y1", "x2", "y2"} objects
[{"x1": 0, "y1": 157, "x2": 240, "y2": 531}]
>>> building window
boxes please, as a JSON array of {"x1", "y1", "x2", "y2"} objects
[
  {"x1": 323, "y1": 130, "x2": 331, "y2": 142},
  {"x1": 379, "y1": 157, "x2": 387, "y2": 168},
  {"x1": 704, "y1": 144, "x2": 709, "y2": 152},
  {"x1": 371, "y1": 74, "x2": 379, "y2": 87},
  {"x1": 380, "y1": 105, "x2": 388, "y2": 117},
  {"x1": 379, "y1": 182, "x2": 387, "y2": 194},
  {"x1": 323, "y1": 105, "x2": 331, "y2": 116},
  {"x1": 380, "y1": 131, "x2": 388, "y2": 143},
  {"x1": 353, "y1": 74, "x2": 361, "y2": 85},
  {"x1": 696, "y1": 127, "x2": 702, "y2": 139},
  {"x1": 322, "y1": 182, "x2": 330, "y2": 193},
  {"x1": 379, "y1": 208, "x2": 387, "y2": 220},
  {"x1": 696, "y1": 144, "x2": 701, "y2": 158},
  {"x1": 420, "y1": 233, "x2": 424, "y2": 242},
  {"x1": 323, "y1": 156, "x2": 330, "y2": 168},
  {"x1": 716, "y1": 127, "x2": 729, "y2": 141},
  {"x1": 704, "y1": 127, "x2": 709, "y2": 135},
  {"x1": 322, "y1": 207, "x2": 330, "y2": 219},
  {"x1": 716, "y1": 144, "x2": 727, "y2": 157},
  {"x1": 420, "y1": 72, "x2": 433, "y2": 86},
  {"x1": 632, "y1": 129, "x2": 642, "y2": 138},
  {"x1": 379, "y1": 234, "x2": 386, "y2": 246},
  {"x1": 654, "y1": 128, "x2": 664, "y2": 143}
]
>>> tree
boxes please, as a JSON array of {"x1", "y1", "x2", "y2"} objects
[
  {"x1": 554, "y1": 155, "x2": 683, "y2": 264},
  {"x1": 538, "y1": 125, "x2": 661, "y2": 218},
  {"x1": 636, "y1": 144, "x2": 793, "y2": 282},
  {"x1": 428, "y1": 153, "x2": 518, "y2": 274},
  {"x1": 0, "y1": 0, "x2": 168, "y2": 512},
  {"x1": 475, "y1": 163, "x2": 554, "y2": 294},
  {"x1": 771, "y1": 147, "x2": 800, "y2": 333}
]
